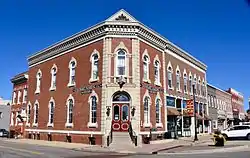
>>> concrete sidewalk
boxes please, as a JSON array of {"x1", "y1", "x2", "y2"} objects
[{"x1": 1, "y1": 135, "x2": 214, "y2": 154}]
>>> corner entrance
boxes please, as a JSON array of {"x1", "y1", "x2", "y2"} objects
[{"x1": 112, "y1": 91, "x2": 130, "y2": 132}]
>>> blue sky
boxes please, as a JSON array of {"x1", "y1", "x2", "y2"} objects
[{"x1": 1, "y1": 1, "x2": 250, "y2": 110}]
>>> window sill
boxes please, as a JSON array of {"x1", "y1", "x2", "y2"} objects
[
  {"x1": 67, "y1": 83, "x2": 76, "y2": 88},
  {"x1": 35, "y1": 90, "x2": 40, "y2": 94},
  {"x1": 89, "y1": 77, "x2": 99, "y2": 83},
  {"x1": 143, "y1": 79, "x2": 151, "y2": 84},
  {"x1": 143, "y1": 122, "x2": 152, "y2": 128},
  {"x1": 47, "y1": 123, "x2": 54, "y2": 127},
  {"x1": 87, "y1": 122, "x2": 98, "y2": 128},
  {"x1": 156, "y1": 123, "x2": 163, "y2": 128},
  {"x1": 168, "y1": 87, "x2": 174, "y2": 90},
  {"x1": 32, "y1": 123, "x2": 38, "y2": 127},
  {"x1": 49, "y1": 87, "x2": 56, "y2": 91},
  {"x1": 65, "y1": 123, "x2": 73, "y2": 128},
  {"x1": 154, "y1": 82, "x2": 162, "y2": 87}
]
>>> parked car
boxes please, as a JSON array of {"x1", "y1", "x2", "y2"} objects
[
  {"x1": 0, "y1": 129, "x2": 9, "y2": 138},
  {"x1": 221, "y1": 125, "x2": 250, "y2": 140}
]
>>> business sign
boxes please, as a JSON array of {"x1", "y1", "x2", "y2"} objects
[{"x1": 186, "y1": 99, "x2": 194, "y2": 116}]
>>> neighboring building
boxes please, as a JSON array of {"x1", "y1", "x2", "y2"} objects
[
  {"x1": 207, "y1": 84, "x2": 217, "y2": 133},
  {"x1": 11, "y1": 9, "x2": 208, "y2": 146},
  {"x1": 215, "y1": 87, "x2": 232, "y2": 130},
  {"x1": 0, "y1": 98, "x2": 11, "y2": 131},
  {"x1": 10, "y1": 72, "x2": 28, "y2": 137},
  {"x1": 227, "y1": 88, "x2": 244, "y2": 125}
]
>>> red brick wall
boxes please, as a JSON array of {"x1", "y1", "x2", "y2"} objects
[
  {"x1": 139, "y1": 41, "x2": 165, "y2": 132},
  {"x1": 27, "y1": 40, "x2": 103, "y2": 133}
]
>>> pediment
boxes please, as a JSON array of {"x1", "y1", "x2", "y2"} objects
[{"x1": 106, "y1": 9, "x2": 138, "y2": 22}]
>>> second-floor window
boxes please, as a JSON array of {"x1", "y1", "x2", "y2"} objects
[
  {"x1": 189, "y1": 75, "x2": 193, "y2": 94},
  {"x1": 154, "y1": 60, "x2": 160, "y2": 85},
  {"x1": 167, "y1": 67, "x2": 173, "y2": 89},
  {"x1": 35, "y1": 70, "x2": 42, "y2": 94},
  {"x1": 176, "y1": 70, "x2": 181, "y2": 91},
  {"x1": 198, "y1": 79, "x2": 201, "y2": 95},
  {"x1": 68, "y1": 58, "x2": 77, "y2": 86},
  {"x1": 91, "y1": 53, "x2": 99, "y2": 80},
  {"x1": 193, "y1": 77, "x2": 197, "y2": 95},
  {"x1": 23, "y1": 88, "x2": 27, "y2": 103},
  {"x1": 143, "y1": 55, "x2": 150, "y2": 81},
  {"x1": 184, "y1": 73, "x2": 187, "y2": 93},
  {"x1": 17, "y1": 91, "x2": 21, "y2": 104},
  {"x1": 116, "y1": 50, "x2": 126, "y2": 76},
  {"x1": 50, "y1": 65, "x2": 57, "y2": 90},
  {"x1": 12, "y1": 92, "x2": 16, "y2": 104}
]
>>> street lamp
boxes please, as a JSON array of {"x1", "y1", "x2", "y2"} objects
[{"x1": 193, "y1": 84, "x2": 199, "y2": 141}]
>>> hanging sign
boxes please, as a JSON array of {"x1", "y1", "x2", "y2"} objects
[{"x1": 186, "y1": 99, "x2": 194, "y2": 116}]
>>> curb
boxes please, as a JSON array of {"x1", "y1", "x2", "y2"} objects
[{"x1": 157, "y1": 145, "x2": 250, "y2": 155}]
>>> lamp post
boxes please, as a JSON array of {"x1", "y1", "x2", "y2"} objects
[{"x1": 193, "y1": 84, "x2": 198, "y2": 141}]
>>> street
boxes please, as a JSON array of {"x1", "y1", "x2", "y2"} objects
[{"x1": 1, "y1": 138, "x2": 250, "y2": 158}]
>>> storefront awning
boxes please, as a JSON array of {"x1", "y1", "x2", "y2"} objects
[{"x1": 167, "y1": 107, "x2": 180, "y2": 116}]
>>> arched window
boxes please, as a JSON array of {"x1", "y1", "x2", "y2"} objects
[
  {"x1": 198, "y1": 79, "x2": 201, "y2": 96},
  {"x1": 143, "y1": 55, "x2": 150, "y2": 81},
  {"x1": 35, "y1": 70, "x2": 42, "y2": 94},
  {"x1": 12, "y1": 91, "x2": 16, "y2": 104},
  {"x1": 189, "y1": 74, "x2": 193, "y2": 94},
  {"x1": 88, "y1": 92, "x2": 98, "y2": 128},
  {"x1": 144, "y1": 96, "x2": 150, "y2": 126},
  {"x1": 176, "y1": 70, "x2": 181, "y2": 91},
  {"x1": 183, "y1": 73, "x2": 187, "y2": 93},
  {"x1": 112, "y1": 92, "x2": 130, "y2": 102},
  {"x1": 156, "y1": 98, "x2": 160, "y2": 123},
  {"x1": 116, "y1": 50, "x2": 126, "y2": 76},
  {"x1": 17, "y1": 91, "x2": 21, "y2": 104},
  {"x1": 33, "y1": 101, "x2": 39, "y2": 127},
  {"x1": 68, "y1": 99, "x2": 74, "y2": 124},
  {"x1": 193, "y1": 77, "x2": 197, "y2": 95},
  {"x1": 202, "y1": 80, "x2": 205, "y2": 96},
  {"x1": 167, "y1": 67, "x2": 173, "y2": 89},
  {"x1": 154, "y1": 60, "x2": 160, "y2": 85},
  {"x1": 50, "y1": 65, "x2": 57, "y2": 90},
  {"x1": 91, "y1": 54, "x2": 99, "y2": 80},
  {"x1": 48, "y1": 99, "x2": 55, "y2": 127},
  {"x1": 68, "y1": 58, "x2": 77, "y2": 87},
  {"x1": 26, "y1": 103, "x2": 31, "y2": 126}
]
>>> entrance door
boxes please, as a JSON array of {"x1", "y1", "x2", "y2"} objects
[{"x1": 112, "y1": 103, "x2": 130, "y2": 132}]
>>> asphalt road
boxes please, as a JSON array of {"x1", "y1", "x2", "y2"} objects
[{"x1": 0, "y1": 138, "x2": 250, "y2": 158}]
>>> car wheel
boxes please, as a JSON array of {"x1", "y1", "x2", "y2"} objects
[
  {"x1": 247, "y1": 134, "x2": 250, "y2": 140},
  {"x1": 222, "y1": 134, "x2": 228, "y2": 140}
]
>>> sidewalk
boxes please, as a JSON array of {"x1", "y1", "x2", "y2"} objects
[{"x1": 2, "y1": 135, "x2": 214, "y2": 154}]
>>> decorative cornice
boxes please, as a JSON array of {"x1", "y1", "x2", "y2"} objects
[
  {"x1": 11, "y1": 72, "x2": 28, "y2": 83},
  {"x1": 28, "y1": 10, "x2": 207, "y2": 71}
]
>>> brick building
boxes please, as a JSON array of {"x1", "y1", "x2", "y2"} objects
[
  {"x1": 10, "y1": 72, "x2": 28, "y2": 137},
  {"x1": 227, "y1": 88, "x2": 244, "y2": 125},
  {"x1": 11, "y1": 10, "x2": 208, "y2": 146}
]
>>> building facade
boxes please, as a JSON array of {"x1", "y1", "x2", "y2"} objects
[
  {"x1": 207, "y1": 84, "x2": 217, "y2": 133},
  {"x1": 11, "y1": 10, "x2": 208, "y2": 146},
  {"x1": 0, "y1": 98, "x2": 11, "y2": 131},
  {"x1": 10, "y1": 72, "x2": 28, "y2": 137},
  {"x1": 227, "y1": 88, "x2": 244, "y2": 125}
]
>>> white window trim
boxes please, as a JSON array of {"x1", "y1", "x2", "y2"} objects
[
  {"x1": 47, "y1": 97, "x2": 55, "y2": 127},
  {"x1": 193, "y1": 74, "x2": 197, "y2": 96},
  {"x1": 154, "y1": 55, "x2": 161, "y2": 86},
  {"x1": 142, "y1": 50, "x2": 151, "y2": 83},
  {"x1": 167, "y1": 61, "x2": 174, "y2": 90},
  {"x1": 143, "y1": 90, "x2": 152, "y2": 128},
  {"x1": 67, "y1": 57, "x2": 77, "y2": 87},
  {"x1": 114, "y1": 42, "x2": 129, "y2": 79},
  {"x1": 155, "y1": 94, "x2": 163, "y2": 128},
  {"x1": 176, "y1": 66, "x2": 181, "y2": 92},
  {"x1": 33, "y1": 100, "x2": 39, "y2": 127},
  {"x1": 183, "y1": 72, "x2": 188, "y2": 94},
  {"x1": 189, "y1": 72, "x2": 193, "y2": 96},
  {"x1": 50, "y1": 64, "x2": 58, "y2": 91},
  {"x1": 17, "y1": 90, "x2": 21, "y2": 104},
  {"x1": 12, "y1": 91, "x2": 16, "y2": 105},
  {"x1": 23, "y1": 88, "x2": 27, "y2": 103},
  {"x1": 87, "y1": 91, "x2": 98, "y2": 128},
  {"x1": 89, "y1": 49, "x2": 100, "y2": 83},
  {"x1": 65, "y1": 94, "x2": 74, "y2": 128},
  {"x1": 10, "y1": 112, "x2": 14, "y2": 126},
  {"x1": 35, "y1": 69, "x2": 42, "y2": 94},
  {"x1": 198, "y1": 77, "x2": 202, "y2": 97},
  {"x1": 26, "y1": 102, "x2": 31, "y2": 127}
]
